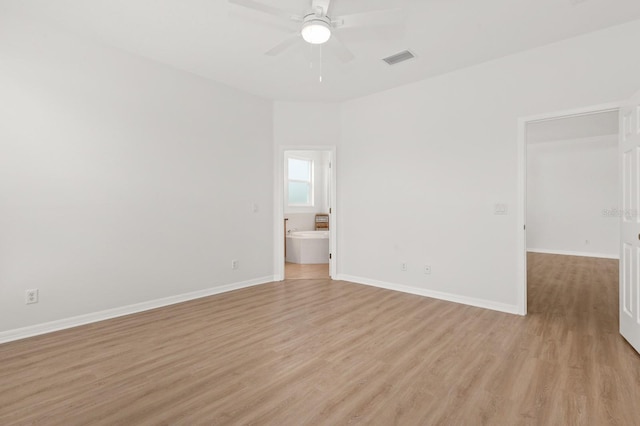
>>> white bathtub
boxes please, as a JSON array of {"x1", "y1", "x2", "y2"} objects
[{"x1": 286, "y1": 231, "x2": 329, "y2": 264}]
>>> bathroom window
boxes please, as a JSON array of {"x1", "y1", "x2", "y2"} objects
[{"x1": 288, "y1": 157, "x2": 313, "y2": 206}]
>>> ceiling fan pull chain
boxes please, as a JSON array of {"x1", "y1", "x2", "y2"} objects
[{"x1": 319, "y1": 45, "x2": 323, "y2": 83}]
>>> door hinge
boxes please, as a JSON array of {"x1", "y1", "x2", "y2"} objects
[
  {"x1": 329, "y1": 207, "x2": 332, "y2": 214},
  {"x1": 329, "y1": 253, "x2": 332, "y2": 259},
  {"x1": 524, "y1": 224, "x2": 526, "y2": 230}
]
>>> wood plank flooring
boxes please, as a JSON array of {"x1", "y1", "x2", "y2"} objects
[
  {"x1": 285, "y1": 262, "x2": 329, "y2": 280},
  {"x1": 1, "y1": 253, "x2": 639, "y2": 425}
]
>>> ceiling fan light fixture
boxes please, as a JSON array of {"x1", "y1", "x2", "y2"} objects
[{"x1": 301, "y1": 19, "x2": 332, "y2": 44}]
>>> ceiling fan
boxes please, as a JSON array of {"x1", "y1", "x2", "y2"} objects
[{"x1": 228, "y1": 0, "x2": 403, "y2": 63}]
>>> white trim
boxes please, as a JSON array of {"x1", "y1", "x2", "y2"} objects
[
  {"x1": 275, "y1": 145, "x2": 337, "y2": 281},
  {"x1": 519, "y1": 104, "x2": 621, "y2": 124},
  {"x1": 527, "y1": 133, "x2": 618, "y2": 146},
  {"x1": 517, "y1": 118, "x2": 527, "y2": 315},
  {"x1": 527, "y1": 248, "x2": 619, "y2": 259},
  {"x1": 336, "y1": 274, "x2": 520, "y2": 315},
  {"x1": 517, "y1": 101, "x2": 622, "y2": 317},
  {"x1": 0, "y1": 276, "x2": 274, "y2": 344}
]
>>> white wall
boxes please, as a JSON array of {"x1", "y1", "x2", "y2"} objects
[
  {"x1": 339, "y1": 20, "x2": 640, "y2": 312},
  {"x1": 527, "y1": 135, "x2": 619, "y2": 258},
  {"x1": 273, "y1": 102, "x2": 341, "y2": 148},
  {"x1": 0, "y1": 17, "x2": 274, "y2": 334}
]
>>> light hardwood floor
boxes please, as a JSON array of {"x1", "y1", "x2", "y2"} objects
[
  {"x1": 285, "y1": 262, "x2": 329, "y2": 279},
  {"x1": 0, "y1": 253, "x2": 639, "y2": 425}
]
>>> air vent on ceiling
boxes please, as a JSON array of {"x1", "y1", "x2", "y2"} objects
[{"x1": 382, "y1": 50, "x2": 415, "y2": 66}]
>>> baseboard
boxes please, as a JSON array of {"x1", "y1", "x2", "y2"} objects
[
  {"x1": 335, "y1": 274, "x2": 520, "y2": 315},
  {"x1": 0, "y1": 276, "x2": 274, "y2": 344},
  {"x1": 527, "y1": 248, "x2": 619, "y2": 259}
]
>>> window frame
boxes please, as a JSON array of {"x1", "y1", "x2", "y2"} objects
[{"x1": 286, "y1": 156, "x2": 314, "y2": 207}]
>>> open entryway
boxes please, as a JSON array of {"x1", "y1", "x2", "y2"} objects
[
  {"x1": 274, "y1": 146, "x2": 336, "y2": 281},
  {"x1": 525, "y1": 109, "x2": 620, "y2": 344},
  {"x1": 526, "y1": 110, "x2": 620, "y2": 259},
  {"x1": 518, "y1": 92, "x2": 640, "y2": 356}
]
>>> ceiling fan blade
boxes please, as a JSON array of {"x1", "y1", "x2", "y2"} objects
[
  {"x1": 228, "y1": 0, "x2": 302, "y2": 22},
  {"x1": 327, "y1": 34, "x2": 354, "y2": 63},
  {"x1": 265, "y1": 34, "x2": 302, "y2": 56},
  {"x1": 333, "y1": 8, "x2": 404, "y2": 29},
  {"x1": 312, "y1": 0, "x2": 333, "y2": 16}
]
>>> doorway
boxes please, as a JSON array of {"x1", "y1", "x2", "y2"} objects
[
  {"x1": 274, "y1": 146, "x2": 336, "y2": 281},
  {"x1": 517, "y1": 103, "x2": 621, "y2": 315}
]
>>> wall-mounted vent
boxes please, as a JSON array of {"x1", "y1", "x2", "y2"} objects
[{"x1": 382, "y1": 50, "x2": 415, "y2": 66}]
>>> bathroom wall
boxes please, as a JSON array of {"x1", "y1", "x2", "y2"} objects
[{"x1": 285, "y1": 214, "x2": 316, "y2": 233}]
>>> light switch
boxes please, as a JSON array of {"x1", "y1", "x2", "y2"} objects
[{"x1": 494, "y1": 203, "x2": 508, "y2": 215}]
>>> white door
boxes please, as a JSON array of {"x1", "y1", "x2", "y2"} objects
[
  {"x1": 620, "y1": 90, "x2": 640, "y2": 354},
  {"x1": 327, "y1": 155, "x2": 335, "y2": 279}
]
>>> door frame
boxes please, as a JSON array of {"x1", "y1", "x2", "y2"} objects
[
  {"x1": 274, "y1": 145, "x2": 337, "y2": 281},
  {"x1": 517, "y1": 102, "x2": 621, "y2": 315}
]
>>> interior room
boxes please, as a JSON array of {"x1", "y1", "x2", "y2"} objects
[
  {"x1": 1, "y1": 0, "x2": 640, "y2": 424},
  {"x1": 284, "y1": 150, "x2": 331, "y2": 279},
  {"x1": 525, "y1": 110, "x2": 620, "y2": 328},
  {"x1": 526, "y1": 111, "x2": 619, "y2": 260}
]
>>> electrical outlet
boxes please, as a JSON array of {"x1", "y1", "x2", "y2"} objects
[
  {"x1": 25, "y1": 289, "x2": 39, "y2": 304},
  {"x1": 401, "y1": 262, "x2": 407, "y2": 272},
  {"x1": 231, "y1": 259, "x2": 239, "y2": 270},
  {"x1": 424, "y1": 265, "x2": 432, "y2": 275}
]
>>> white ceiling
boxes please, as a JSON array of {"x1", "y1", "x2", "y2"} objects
[
  {"x1": 2, "y1": 0, "x2": 640, "y2": 102},
  {"x1": 527, "y1": 110, "x2": 619, "y2": 144}
]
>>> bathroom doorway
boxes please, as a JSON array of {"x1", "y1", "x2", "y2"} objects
[{"x1": 275, "y1": 146, "x2": 336, "y2": 280}]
